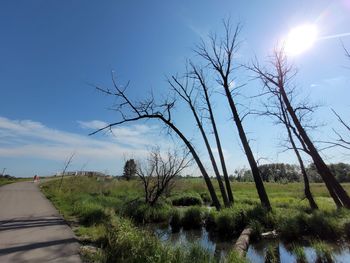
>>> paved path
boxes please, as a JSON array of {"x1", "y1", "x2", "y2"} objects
[{"x1": 0, "y1": 182, "x2": 82, "y2": 263}]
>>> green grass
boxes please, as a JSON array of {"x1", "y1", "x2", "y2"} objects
[{"x1": 40, "y1": 176, "x2": 350, "y2": 262}]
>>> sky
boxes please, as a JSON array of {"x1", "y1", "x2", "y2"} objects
[{"x1": 0, "y1": 0, "x2": 350, "y2": 177}]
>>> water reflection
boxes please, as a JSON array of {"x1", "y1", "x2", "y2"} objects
[{"x1": 148, "y1": 225, "x2": 350, "y2": 262}]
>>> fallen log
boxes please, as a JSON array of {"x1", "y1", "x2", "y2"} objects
[{"x1": 233, "y1": 227, "x2": 252, "y2": 257}]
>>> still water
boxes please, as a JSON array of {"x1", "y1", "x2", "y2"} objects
[{"x1": 149, "y1": 225, "x2": 350, "y2": 263}]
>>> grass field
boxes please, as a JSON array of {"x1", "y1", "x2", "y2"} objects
[{"x1": 41, "y1": 176, "x2": 350, "y2": 262}]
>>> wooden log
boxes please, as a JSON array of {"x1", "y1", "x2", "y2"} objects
[{"x1": 233, "y1": 227, "x2": 252, "y2": 257}]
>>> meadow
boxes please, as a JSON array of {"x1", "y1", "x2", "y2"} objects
[{"x1": 41, "y1": 176, "x2": 350, "y2": 263}]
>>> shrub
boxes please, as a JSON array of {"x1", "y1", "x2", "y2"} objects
[
  {"x1": 200, "y1": 192, "x2": 212, "y2": 204},
  {"x1": 306, "y1": 211, "x2": 341, "y2": 240},
  {"x1": 73, "y1": 201, "x2": 108, "y2": 226},
  {"x1": 249, "y1": 220, "x2": 262, "y2": 242},
  {"x1": 224, "y1": 250, "x2": 248, "y2": 263},
  {"x1": 215, "y1": 209, "x2": 247, "y2": 239},
  {"x1": 182, "y1": 207, "x2": 203, "y2": 229},
  {"x1": 312, "y1": 241, "x2": 333, "y2": 263},
  {"x1": 291, "y1": 244, "x2": 306, "y2": 263},
  {"x1": 344, "y1": 221, "x2": 350, "y2": 239},
  {"x1": 121, "y1": 199, "x2": 171, "y2": 223},
  {"x1": 205, "y1": 210, "x2": 217, "y2": 231},
  {"x1": 278, "y1": 213, "x2": 306, "y2": 241},
  {"x1": 185, "y1": 243, "x2": 213, "y2": 263},
  {"x1": 172, "y1": 194, "x2": 203, "y2": 206},
  {"x1": 265, "y1": 244, "x2": 279, "y2": 263},
  {"x1": 170, "y1": 210, "x2": 182, "y2": 232},
  {"x1": 246, "y1": 205, "x2": 275, "y2": 228},
  {"x1": 104, "y1": 217, "x2": 166, "y2": 263}
]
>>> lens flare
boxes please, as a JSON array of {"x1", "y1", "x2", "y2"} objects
[{"x1": 284, "y1": 24, "x2": 318, "y2": 56}]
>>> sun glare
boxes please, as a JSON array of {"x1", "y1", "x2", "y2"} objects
[{"x1": 284, "y1": 24, "x2": 318, "y2": 56}]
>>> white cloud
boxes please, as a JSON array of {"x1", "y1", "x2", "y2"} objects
[{"x1": 0, "y1": 116, "x2": 168, "y2": 162}]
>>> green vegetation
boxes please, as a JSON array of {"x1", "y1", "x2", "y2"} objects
[
  {"x1": 41, "y1": 176, "x2": 350, "y2": 262},
  {"x1": 0, "y1": 176, "x2": 29, "y2": 186}
]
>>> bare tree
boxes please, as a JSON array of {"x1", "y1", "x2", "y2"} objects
[
  {"x1": 331, "y1": 109, "x2": 350, "y2": 150},
  {"x1": 90, "y1": 75, "x2": 222, "y2": 210},
  {"x1": 168, "y1": 72, "x2": 230, "y2": 207},
  {"x1": 189, "y1": 62, "x2": 234, "y2": 204},
  {"x1": 137, "y1": 148, "x2": 191, "y2": 206},
  {"x1": 250, "y1": 49, "x2": 350, "y2": 208},
  {"x1": 59, "y1": 152, "x2": 75, "y2": 190},
  {"x1": 278, "y1": 96, "x2": 318, "y2": 209},
  {"x1": 195, "y1": 21, "x2": 271, "y2": 209}
]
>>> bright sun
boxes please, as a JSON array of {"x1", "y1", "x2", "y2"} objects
[{"x1": 284, "y1": 24, "x2": 318, "y2": 56}]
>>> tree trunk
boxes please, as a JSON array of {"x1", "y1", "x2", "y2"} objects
[
  {"x1": 223, "y1": 84, "x2": 271, "y2": 210},
  {"x1": 280, "y1": 98, "x2": 318, "y2": 210},
  {"x1": 201, "y1": 79, "x2": 234, "y2": 204},
  {"x1": 190, "y1": 105, "x2": 230, "y2": 207},
  {"x1": 279, "y1": 85, "x2": 350, "y2": 208},
  {"x1": 159, "y1": 116, "x2": 222, "y2": 210}
]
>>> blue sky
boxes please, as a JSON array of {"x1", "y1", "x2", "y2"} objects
[{"x1": 1, "y1": 0, "x2": 349, "y2": 177}]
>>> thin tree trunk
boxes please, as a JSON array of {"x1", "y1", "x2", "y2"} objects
[
  {"x1": 170, "y1": 77, "x2": 229, "y2": 207},
  {"x1": 223, "y1": 84, "x2": 271, "y2": 210},
  {"x1": 158, "y1": 116, "x2": 222, "y2": 210},
  {"x1": 279, "y1": 86, "x2": 350, "y2": 208},
  {"x1": 199, "y1": 75, "x2": 234, "y2": 204},
  {"x1": 279, "y1": 97, "x2": 318, "y2": 209}
]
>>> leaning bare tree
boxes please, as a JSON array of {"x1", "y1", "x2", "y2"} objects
[
  {"x1": 189, "y1": 62, "x2": 234, "y2": 205},
  {"x1": 254, "y1": 88, "x2": 318, "y2": 209},
  {"x1": 90, "y1": 75, "x2": 222, "y2": 210},
  {"x1": 168, "y1": 70, "x2": 230, "y2": 207},
  {"x1": 195, "y1": 21, "x2": 271, "y2": 209},
  {"x1": 137, "y1": 148, "x2": 191, "y2": 206},
  {"x1": 250, "y1": 49, "x2": 350, "y2": 208}
]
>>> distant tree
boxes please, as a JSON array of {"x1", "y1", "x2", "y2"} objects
[
  {"x1": 123, "y1": 159, "x2": 137, "y2": 181},
  {"x1": 137, "y1": 148, "x2": 191, "y2": 206}
]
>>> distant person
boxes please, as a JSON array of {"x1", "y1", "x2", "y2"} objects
[{"x1": 33, "y1": 174, "x2": 39, "y2": 183}]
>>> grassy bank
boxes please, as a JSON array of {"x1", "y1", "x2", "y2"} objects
[{"x1": 41, "y1": 176, "x2": 350, "y2": 262}]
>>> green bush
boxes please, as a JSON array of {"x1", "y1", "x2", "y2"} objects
[
  {"x1": 215, "y1": 209, "x2": 247, "y2": 238},
  {"x1": 200, "y1": 192, "x2": 212, "y2": 204},
  {"x1": 249, "y1": 220, "x2": 262, "y2": 242},
  {"x1": 291, "y1": 244, "x2": 306, "y2": 263},
  {"x1": 121, "y1": 199, "x2": 171, "y2": 223},
  {"x1": 344, "y1": 221, "x2": 350, "y2": 239},
  {"x1": 278, "y1": 213, "x2": 306, "y2": 241},
  {"x1": 105, "y1": 217, "x2": 167, "y2": 263},
  {"x1": 172, "y1": 194, "x2": 203, "y2": 206},
  {"x1": 182, "y1": 207, "x2": 203, "y2": 229},
  {"x1": 312, "y1": 241, "x2": 333, "y2": 263},
  {"x1": 73, "y1": 201, "x2": 108, "y2": 226},
  {"x1": 104, "y1": 216, "x2": 216, "y2": 263},
  {"x1": 170, "y1": 210, "x2": 182, "y2": 232},
  {"x1": 224, "y1": 250, "x2": 248, "y2": 263},
  {"x1": 265, "y1": 244, "x2": 279, "y2": 263},
  {"x1": 246, "y1": 205, "x2": 276, "y2": 228},
  {"x1": 205, "y1": 210, "x2": 217, "y2": 231},
  {"x1": 306, "y1": 211, "x2": 341, "y2": 240}
]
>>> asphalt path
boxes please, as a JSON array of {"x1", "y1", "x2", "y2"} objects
[{"x1": 0, "y1": 182, "x2": 81, "y2": 263}]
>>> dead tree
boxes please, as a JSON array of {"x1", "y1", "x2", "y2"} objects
[
  {"x1": 189, "y1": 62, "x2": 234, "y2": 204},
  {"x1": 253, "y1": 85, "x2": 318, "y2": 209},
  {"x1": 195, "y1": 22, "x2": 271, "y2": 209},
  {"x1": 250, "y1": 49, "x2": 350, "y2": 208},
  {"x1": 168, "y1": 73, "x2": 230, "y2": 207},
  {"x1": 137, "y1": 148, "x2": 191, "y2": 206},
  {"x1": 90, "y1": 76, "x2": 222, "y2": 210},
  {"x1": 59, "y1": 152, "x2": 75, "y2": 190},
  {"x1": 277, "y1": 96, "x2": 318, "y2": 209}
]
